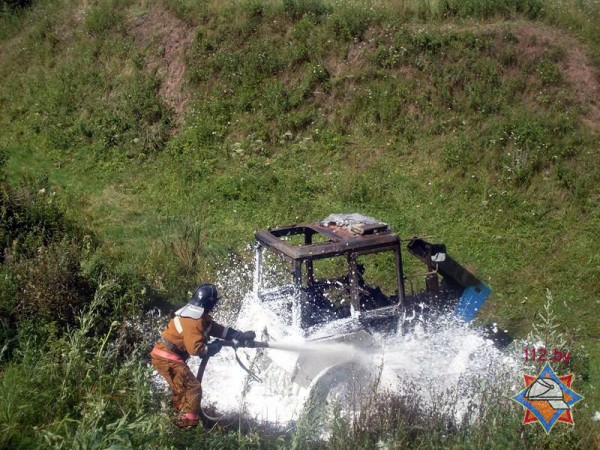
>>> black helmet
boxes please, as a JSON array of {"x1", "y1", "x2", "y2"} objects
[{"x1": 190, "y1": 284, "x2": 219, "y2": 312}]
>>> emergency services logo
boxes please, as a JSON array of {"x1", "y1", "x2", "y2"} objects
[{"x1": 512, "y1": 362, "x2": 584, "y2": 433}]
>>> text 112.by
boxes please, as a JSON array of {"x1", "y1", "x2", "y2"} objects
[{"x1": 524, "y1": 347, "x2": 570, "y2": 364}]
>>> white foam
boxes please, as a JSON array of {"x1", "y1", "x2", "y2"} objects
[
  {"x1": 155, "y1": 261, "x2": 524, "y2": 428},
  {"x1": 199, "y1": 293, "x2": 523, "y2": 426}
]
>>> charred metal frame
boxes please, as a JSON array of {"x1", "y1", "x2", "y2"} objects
[{"x1": 254, "y1": 221, "x2": 406, "y2": 313}]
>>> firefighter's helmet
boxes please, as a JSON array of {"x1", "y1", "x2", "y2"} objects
[{"x1": 189, "y1": 284, "x2": 220, "y2": 312}]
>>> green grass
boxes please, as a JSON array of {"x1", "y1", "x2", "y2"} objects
[{"x1": 1, "y1": 0, "x2": 599, "y2": 448}]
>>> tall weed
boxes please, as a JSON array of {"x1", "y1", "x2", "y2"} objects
[{"x1": 0, "y1": 292, "x2": 164, "y2": 449}]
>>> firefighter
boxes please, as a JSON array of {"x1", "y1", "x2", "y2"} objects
[{"x1": 150, "y1": 284, "x2": 256, "y2": 429}]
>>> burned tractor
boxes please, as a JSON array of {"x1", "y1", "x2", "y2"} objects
[
  {"x1": 251, "y1": 213, "x2": 490, "y2": 336},
  {"x1": 230, "y1": 214, "x2": 501, "y2": 429}
]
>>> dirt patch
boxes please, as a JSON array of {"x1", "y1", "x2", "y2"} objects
[
  {"x1": 563, "y1": 44, "x2": 600, "y2": 129},
  {"x1": 128, "y1": 7, "x2": 195, "y2": 124},
  {"x1": 515, "y1": 24, "x2": 600, "y2": 129},
  {"x1": 323, "y1": 27, "x2": 379, "y2": 80}
]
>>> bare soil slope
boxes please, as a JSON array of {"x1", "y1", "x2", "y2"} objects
[{"x1": 128, "y1": 7, "x2": 194, "y2": 124}]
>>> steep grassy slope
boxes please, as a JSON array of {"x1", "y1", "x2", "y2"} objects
[{"x1": 0, "y1": 0, "x2": 599, "y2": 447}]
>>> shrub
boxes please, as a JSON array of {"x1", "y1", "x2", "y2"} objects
[
  {"x1": 327, "y1": 5, "x2": 374, "y2": 41},
  {"x1": 84, "y1": 1, "x2": 124, "y2": 35},
  {"x1": 0, "y1": 0, "x2": 31, "y2": 10},
  {"x1": 0, "y1": 164, "x2": 158, "y2": 352},
  {"x1": 75, "y1": 73, "x2": 172, "y2": 156},
  {"x1": 0, "y1": 301, "x2": 167, "y2": 449},
  {"x1": 0, "y1": 174, "x2": 88, "y2": 263},
  {"x1": 11, "y1": 239, "x2": 94, "y2": 326},
  {"x1": 283, "y1": 0, "x2": 332, "y2": 21},
  {"x1": 241, "y1": 0, "x2": 265, "y2": 19},
  {"x1": 0, "y1": 147, "x2": 6, "y2": 182}
]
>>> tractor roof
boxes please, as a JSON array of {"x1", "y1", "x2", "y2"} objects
[{"x1": 255, "y1": 214, "x2": 400, "y2": 261}]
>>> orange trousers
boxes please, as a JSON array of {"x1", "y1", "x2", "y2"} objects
[{"x1": 151, "y1": 354, "x2": 202, "y2": 426}]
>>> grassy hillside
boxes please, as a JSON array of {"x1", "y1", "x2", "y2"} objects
[{"x1": 0, "y1": 0, "x2": 599, "y2": 448}]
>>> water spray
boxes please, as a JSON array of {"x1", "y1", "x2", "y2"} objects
[
  {"x1": 224, "y1": 338, "x2": 367, "y2": 360},
  {"x1": 200, "y1": 338, "x2": 314, "y2": 386},
  {"x1": 222, "y1": 338, "x2": 361, "y2": 354},
  {"x1": 202, "y1": 338, "x2": 364, "y2": 385}
]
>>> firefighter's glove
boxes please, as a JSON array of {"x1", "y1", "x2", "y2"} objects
[
  {"x1": 236, "y1": 331, "x2": 256, "y2": 343},
  {"x1": 204, "y1": 341, "x2": 223, "y2": 358}
]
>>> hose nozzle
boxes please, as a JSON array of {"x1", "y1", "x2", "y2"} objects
[
  {"x1": 220, "y1": 339, "x2": 270, "y2": 349},
  {"x1": 238, "y1": 339, "x2": 269, "y2": 349}
]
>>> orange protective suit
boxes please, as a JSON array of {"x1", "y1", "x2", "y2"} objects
[{"x1": 150, "y1": 313, "x2": 229, "y2": 428}]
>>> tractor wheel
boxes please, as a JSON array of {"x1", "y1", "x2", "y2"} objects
[{"x1": 301, "y1": 362, "x2": 371, "y2": 439}]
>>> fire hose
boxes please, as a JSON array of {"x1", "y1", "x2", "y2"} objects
[{"x1": 195, "y1": 339, "x2": 270, "y2": 423}]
